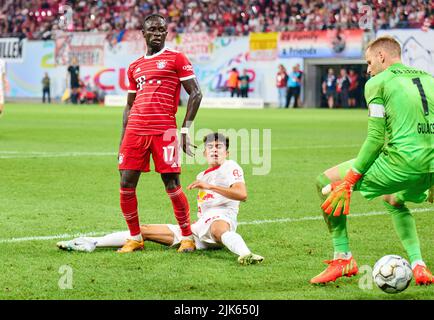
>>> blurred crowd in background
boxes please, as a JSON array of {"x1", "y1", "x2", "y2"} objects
[{"x1": 0, "y1": 0, "x2": 432, "y2": 40}]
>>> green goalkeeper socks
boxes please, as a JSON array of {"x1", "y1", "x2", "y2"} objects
[
  {"x1": 384, "y1": 201, "x2": 423, "y2": 264},
  {"x1": 316, "y1": 173, "x2": 350, "y2": 254}
]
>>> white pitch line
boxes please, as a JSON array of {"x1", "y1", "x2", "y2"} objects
[
  {"x1": 0, "y1": 151, "x2": 117, "y2": 159},
  {"x1": 238, "y1": 207, "x2": 433, "y2": 225},
  {"x1": 0, "y1": 207, "x2": 432, "y2": 244},
  {"x1": 0, "y1": 145, "x2": 359, "y2": 159}
]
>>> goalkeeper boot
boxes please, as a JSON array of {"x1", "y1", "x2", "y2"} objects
[
  {"x1": 117, "y1": 239, "x2": 144, "y2": 253},
  {"x1": 57, "y1": 237, "x2": 96, "y2": 252},
  {"x1": 177, "y1": 237, "x2": 196, "y2": 253},
  {"x1": 238, "y1": 253, "x2": 264, "y2": 266},
  {"x1": 413, "y1": 264, "x2": 434, "y2": 285},
  {"x1": 310, "y1": 257, "x2": 358, "y2": 284}
]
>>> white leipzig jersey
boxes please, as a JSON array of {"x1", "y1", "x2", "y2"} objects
[{"x1": 195, "y1": 160, "x2": 245, "y2": 218}]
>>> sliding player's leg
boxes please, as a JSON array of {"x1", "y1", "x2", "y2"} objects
[
  {"x1": 57, "y1": 231, "x2": 130, "y2": 252},
  {"x1": 87, "y1": 224, "x2": 177, "y2": 248},
  {"x1": 140, "y1": 224, "x2": 176, "y2": 246},
  {"x1": 311, "y1": 160, "x2": 358, "y2": 284},
  {"x1": 57, "y1": 224, "x2": 177, "y2": 252},
  {"x1": 209, "y1": 219, "x2": 264, "y2": 265}
]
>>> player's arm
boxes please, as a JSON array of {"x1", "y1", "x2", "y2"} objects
[
  {"x1": 181, "y1": 77, "x2": 202, "y2": 128},
  {"x1": 187, "y1": 181, "x2": 247, "y2": 202},
  {"x1": 353, "y1": 77, "x2": 387, "y2": 173},
  {"x1": 175, "y1": 52, "x2": 203, "y2": 156},
  {"x1": 119, "y1": 66, "x2": 138, "y2": 148},
  {"x1": 180, "y1": 77, "x2": 202, "y2": 156},
  {"x1": 352, "y1": 116, "x2": 385, "y2": 173}
]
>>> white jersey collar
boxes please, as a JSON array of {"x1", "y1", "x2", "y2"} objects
[{"x1": 144, "y1": 47, "x2": 167, "y2": 59}]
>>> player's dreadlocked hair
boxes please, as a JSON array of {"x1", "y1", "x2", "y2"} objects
[
  {"x1": 203, "y1": 133, "x2": 229, "y2": 150},
  {"x1": 143, "y1": 14, "x2": 166, "y2": 28}
]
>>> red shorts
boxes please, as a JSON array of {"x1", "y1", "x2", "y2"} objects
[{"x1": 118, "y1": 129, "x2": 181, "y2": 173}]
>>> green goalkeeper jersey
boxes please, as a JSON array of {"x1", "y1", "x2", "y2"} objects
[{"x1": 359, "y1": 62, "x2": 434, "y2": 174}]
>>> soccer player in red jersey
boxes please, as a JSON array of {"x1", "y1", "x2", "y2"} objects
[{"x1": 117, "y1": 14, "x2": 202, "y2": 253}]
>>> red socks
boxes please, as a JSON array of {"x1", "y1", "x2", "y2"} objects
[
  {"x1": 166, "y1": 186, "x2": 192, "y2": 237},
  {"x1": 120, "y1": 186, "x2": 191, "y2": 237},
  {"x1": 120, "y1": 188, "x2": 141, "y2": 237}
]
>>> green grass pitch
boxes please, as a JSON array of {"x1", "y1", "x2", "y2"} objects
[{"x1": 0, "y1": 103, "x2": 432, "y2": 300}]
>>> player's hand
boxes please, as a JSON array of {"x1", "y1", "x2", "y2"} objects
[
  {"x1": 187, "y1": 180, "x2": 211, "y2": 190},
  {"x1": 180, "y1": 133, "x2": 197, "y2": 157},
  {"x1": 321, "y1": 169, "x2": 362, "y2": 216},
  {"x1": 321, "y1": 180, "x2": 343, "y2": 196}
]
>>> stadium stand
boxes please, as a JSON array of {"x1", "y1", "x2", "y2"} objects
[{"x1": 0, "y1": 0, "x2": 432, "y2": 40}]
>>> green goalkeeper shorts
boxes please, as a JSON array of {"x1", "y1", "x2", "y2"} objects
[{"x1": 337, "y1": 158, "x2": 432, "y2": 203}]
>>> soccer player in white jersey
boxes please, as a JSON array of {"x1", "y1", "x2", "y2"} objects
[
  {"x1": 57, "y1": 133, "x2": 264, "y2": 265},
  {"x1": 0, "y1": 58, "x2": 6, "y2": 115}
]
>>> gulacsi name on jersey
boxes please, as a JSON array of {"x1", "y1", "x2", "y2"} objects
[{"x1": 417, "y1": 122, "x2": 434, "y2": 134}]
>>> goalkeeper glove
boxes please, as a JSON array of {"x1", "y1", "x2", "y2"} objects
[{"x1": 321, "y1": 169, "x2": 363, "y2": 216}]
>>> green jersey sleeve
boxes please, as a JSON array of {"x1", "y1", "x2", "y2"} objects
[
  {"x1": 365, "y1": 76, "x2": 386, "y2": 118},
  {"x1": 352, "y1": 76, "x2": 387, "y2": 174},
  {"x1": 353, "y1": 117, "x2": 385, "y2": 174}
]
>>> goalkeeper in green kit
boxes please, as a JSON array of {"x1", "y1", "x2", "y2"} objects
[{"x1": 311, "y1": 36, "x2": 433, "y2": 285}]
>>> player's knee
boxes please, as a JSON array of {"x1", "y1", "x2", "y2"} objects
[
  {"x1": 383, "y1": 195, "x2": 403, "y2": 208},
  {"x1": 210, "y1": 222, "x2": 230, "y2": 243},
  {"x1": 120, "y1": 180, "x2": 135, "y2": 189},
  {"x1": 161, "y1": 173, "x2": 180, "y2": 190},
  {"x1": 120, "y1": 171, "x2": 139, "y2": 189}
]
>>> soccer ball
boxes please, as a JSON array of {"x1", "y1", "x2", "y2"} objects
[{"x1": 372, "y1": 255, "x2": 413, "y2": 294}]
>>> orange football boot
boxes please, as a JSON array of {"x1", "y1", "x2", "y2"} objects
[
  {"x1": 413, "y1": 264, "x2": 434, "y2": 285},
  {"x1": 310, "y1": 257, "x2": 358, "y2": 284},
  {"x1": 177, "y1": 239, "x2": 196, "y2": 253},
  {"x1": 117, "y1": 239, "x2": 144, "y2": 253}
]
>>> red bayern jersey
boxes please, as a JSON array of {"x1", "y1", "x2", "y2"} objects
[{"x1": 126, "y1": 47, "x2": 195, "y2": 135}]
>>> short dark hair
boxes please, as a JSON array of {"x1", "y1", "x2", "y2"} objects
[
  {"x1": 366, "y1": 36, "x2": 401, "y2": 58},
  {"x1": 203, "y1": 133, "x2": 229, "y2": 150},
  {"x1": 143, "y1": 14, "x2": 166, "y2": 28}
]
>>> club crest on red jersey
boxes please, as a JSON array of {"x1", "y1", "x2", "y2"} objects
[{"x1": 156, "y1": 60, "x2": 167, "y2": 69}]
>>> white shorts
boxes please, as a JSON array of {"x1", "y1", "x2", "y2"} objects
[
  {"x1": 0, "y1": 88, "x2": 4, "y2": 105},
  {"x1": 167, "y1": 209, "x2": 237, "y2": 250}
]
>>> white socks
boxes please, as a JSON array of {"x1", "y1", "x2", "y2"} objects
[
  {"x1": 221, "y1": 231, "x2": 251, "y2": 257},
  {"x1": 180, "y1": 235, "x2": 194, "y2": 241},
  {"x1": 334, "y1": 252, "x2": 352, "y2": 260},
  {"x1": 128, "y1": 233, "x2": 143, "y2": 242},
  {"x1": 86, "y1": 231, "x2": 131, "y2": 247}
]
